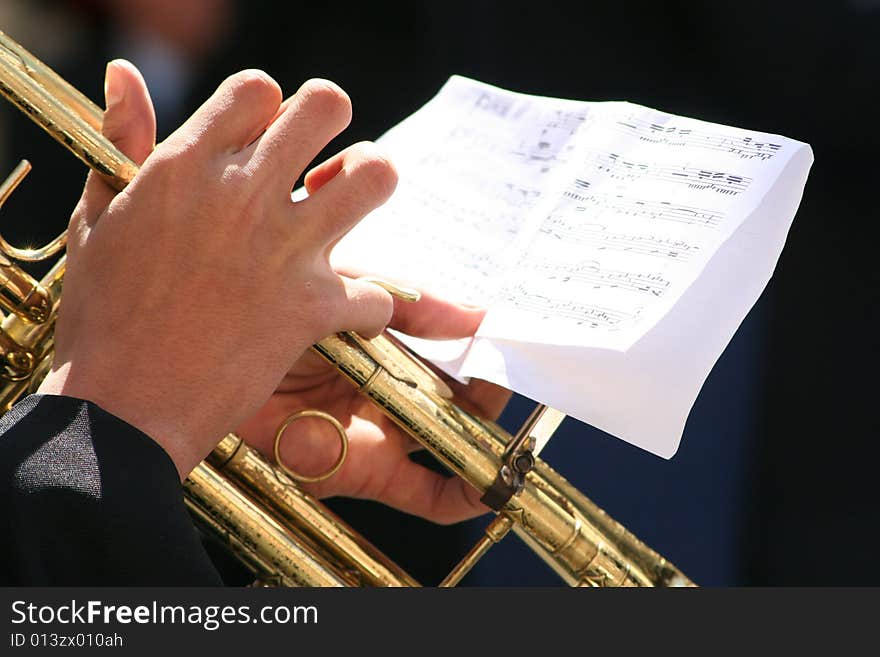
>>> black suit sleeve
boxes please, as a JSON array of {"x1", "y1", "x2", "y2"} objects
[{"x1": 0, "y1": 394, "x2": 222, "y2": 585}]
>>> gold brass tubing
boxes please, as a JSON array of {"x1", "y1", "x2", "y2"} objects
[
  {"x1": 209, "y1": 434, "x2": 420, "y2": 587},
  {"x1": 0, "y1": 160, "x2": 68, "y2": 262},
  {"x1": 532, "y1": 467, "x2": 694, "y2": 587},
  {"x1": 273, "y1": 410, "x2": 349, "y2": 484},
  {"x1": 439, "y1": 515, "x2": 514, "y2": 587},
  {"x1": 471, "y1": 415, "x2": 695, "y2": 587},
  {"x1": 357, "y1": 363, "x2": 382, "y2": 395},
  {"x1": 184, "y1": 462, "x2": 352, "y2": 587},
  {"x1": 0, "y1": 31, "x2": 136, "y2": 190},
  {"x1": 0, "y1": 257, "x2": 51, "y2": 323},
  {"x1": 184, "y1": 502, "x2": 292, "y2": 587},
  {"x1": 0, "y1": 259, "x2": 63, "y2": 405},
  {"x1": 0, "y1": 327, "x2": 33, "y2": 382},
  {"x1": 313, "y1": 332, "x2": 694, "y2": 587},
  {"x1": 0, "y1": 31, "x2": 103, "y2": 130}
]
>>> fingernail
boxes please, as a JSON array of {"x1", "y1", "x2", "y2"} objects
[{"x1": 104, "y1": 60, "x2": 126, "y2": 109}]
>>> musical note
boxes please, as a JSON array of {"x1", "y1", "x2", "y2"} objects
[
  {"x1": 581, "y1": 150, "x2": 753, "y2": 195},
  {"x1": 557, "y1": 190, "x2": 725, "y2": 228},
  {"x1": 538, "y1": 219, "x2": 702, "y2": 261},
  {"x1": 612, "y1": 115, "x2": 784, "y2": 161},
  {"x1": 504, "y1": 284, "x2": 637, "y2": 328},
  {"x1": 328, "y1": 74, "x2": 812, "y2": 459},
  {"x1": 334, "y1": 73, "x2": 805, "y2": 350},
  {"x1": 518, "y1": 257, "x2": 671, "y2": 297}
]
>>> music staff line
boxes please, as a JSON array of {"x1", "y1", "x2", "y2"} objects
[
  {"x1": 505, "y1": 286, "x2": 637, "y2": 328},
  {"x1": 518, "y1": 258, "x2": 671, "y2": 297},
  {"x1": 538, "y1": 218, "x2": 702, "y2": 262},
  {"x1": 611, "y1": 115, "x2": 783, "y2": 161},
  {"x1": 582, "y1": 150, "x2": 753, "y2": 195},
  {"x1": 560, "y1": 187, "x2": 725, "y2": 228}
]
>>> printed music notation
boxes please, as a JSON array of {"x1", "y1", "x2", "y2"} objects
[
  {"x1": 512, "y1": 108, "x2": 590, "y2": 166},
  {"x1": 504, "y1": 284, "x2": 637, "y2": 328},
  {"x1": 558, "y1": 189, "x2": 725, "y2": 228},
  {"x1": 580, "y1": 150, "x2": 753, "y2": 195},
  {"x1": 538, "y1": 218, "x2": 702, "y2": 261},
  {"x1": 337, "y1": 73, "x2": 804, "y2": 348},
  {"x1": 518, "y1": 257, "x2": 671, "y2": 297},
  {"x1": 612, "y1": 115, "x2": 783, "y2": 161},
  {"x1": 331, "y1": 74, "x2": 812, "y2": 457}
]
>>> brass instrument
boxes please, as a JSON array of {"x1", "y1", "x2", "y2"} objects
[{"x1": 0, "y1": 29, "x2": 695, "y2": 587}]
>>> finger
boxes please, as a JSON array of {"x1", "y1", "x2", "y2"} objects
[
  {"x1": 391, "y1": 290, "x2": 484, "y2": 339},
  {"x1": 446, "y1": 377, "x2": 512, "y2": 421},
  {"x1": 251, "y1": 78, "x2": 352, "y2": 194},
  {"x1": 72, "y1": 60, "x2": 157, "y2": 234},
  {"x1": 377, "y1": 459, "x2": 490, "y2": 525},
  {"x1": 303, "y1": 145, "x2": 347, "y2": 195},
  {"x1": 294, "y1": 142, "x2": 397, "y2": 247},
  {"x1": 101, "y1": 60, "x2": 156, "y2": 166},
  {"x1": 165, "y1": 69, "x2": 282, "y2": 155},
  {"x1": 334, "y1": 267, "x2": 485, "y2": 339},
  {"x1": 325, "y1": 276, "x2": 394, "y2": 339}
]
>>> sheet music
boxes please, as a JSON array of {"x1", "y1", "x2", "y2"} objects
[
  {"x1": 330, "y1": 76, "x2": 813, "y2": 457},
  {"x1": 331, "y1": 77, "x2": 591, "y2": 306},
  {"x1": 477, "y1": 99, "x2": 798, "y2": 351}
]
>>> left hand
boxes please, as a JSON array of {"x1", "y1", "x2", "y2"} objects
[{"x1": 235, "y1": 285, "x2": 511, "y2": 525}]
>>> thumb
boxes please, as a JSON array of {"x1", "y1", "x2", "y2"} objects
[
  {"x1": 335, "y1": 267, "x2": 485, "y2": 339},
  {"x1": 72, "y1": 60, "x2": 157, "y2": 234},
  {"x1": 100, "y1": 59, "x2": 156, "y2": 167},
  {"x1": 332, "y1": 276, "x2": 395, "y2": 339}
]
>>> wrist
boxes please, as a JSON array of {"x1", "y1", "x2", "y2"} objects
[{"x1": 38, "y1": 364, "x2": 211, "y2": 480}]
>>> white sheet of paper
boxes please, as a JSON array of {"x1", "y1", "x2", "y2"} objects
[{"x1": 330, "y1": 76, "x2": 813, "y2": 458}]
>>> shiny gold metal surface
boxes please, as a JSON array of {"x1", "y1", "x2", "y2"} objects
[
  {"x1": 315, "y1": 332, "x2": 694, "y2": 586},
  {"x1": 273, "y1": 410, "x2": 349, "y2": 484},
  {"x1": 439, "y1": 515, "x2": 514, "y2": 587},
  {"x1": 184, "y1": 461, "x2": 352, "y2": 587},
  {"x1": 0, "y1": 29, "x2": 696, "y2": 587},
  {"x1": 0, "y1": 30, "x2": 137, "y2": 188},
  {"x1": 208, "y1": 434, "x2": 419, "y2": 587},
  {"x1": 0, "y1": 161, "x2": 68, "y2": 262}
]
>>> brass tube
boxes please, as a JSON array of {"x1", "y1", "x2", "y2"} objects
[
  {"x1": 0, "y1": 258, "x2": 51, "y2": 323},
  {"x1": 0, "y1": 30, "x2": 136, "y2": 188},
  {"x1": 439, "y1": 515, "x2": 514, "y2": 587},
  {"x1": 184, "y1": 462, "x2": 352, "y2": 587},
  {"x1": 314, "y1": 333, "x2": 695, "y2": 587},
  {"x1": 208, "y1": 434, "x2": 420, "y2": 587},
  {"x1": 0, "y1": 259, "x2": 62, "y2": 406}
]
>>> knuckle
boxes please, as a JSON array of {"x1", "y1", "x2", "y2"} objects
[
  {"x1": 146, "y1": 135, "x2": 206, "y2": 176},
  {"x1": 140, "y1": 142, "x2": 183, "y2": 175},
  {"x1": 296, "y1": 78, "x2": 352, "y2": 126},
  {"x1": 348, "y1": 142, "x2": 398, "y2": 202},
  {"x1": 219, "y1": 161, "x2": 251, "y2": 189}
]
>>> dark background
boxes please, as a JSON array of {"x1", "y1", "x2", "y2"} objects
[{"x1": 0, "y1": 0, "x2": 876, "y2": 585}]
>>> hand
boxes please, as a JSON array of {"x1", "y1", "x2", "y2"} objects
[
  {"x1": 39, "y1": 61, "x2": 398, "y2": 478},
  {"x1": 235, "y1": 286, "x2": 512, "y2": 524}
]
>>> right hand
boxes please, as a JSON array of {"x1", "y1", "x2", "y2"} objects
[{"x1": 38, "y1": 61, "x2": 398, "y2": 479}]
